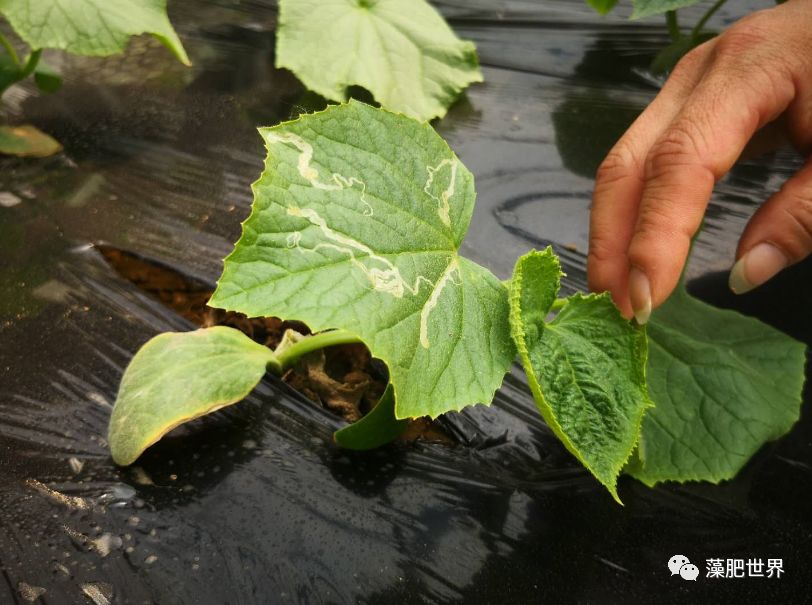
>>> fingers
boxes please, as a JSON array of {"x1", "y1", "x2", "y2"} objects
[
  {"x1": 624, "y1": 24, "x2": 800, "y2": 322},
  {"x1": 730, "y1": 159, "x2": 812, "y2": 293},
  {"x1": 588, "y1": 42, "x2": 715, "y2": 317}
]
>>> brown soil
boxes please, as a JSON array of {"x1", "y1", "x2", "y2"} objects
[{"x1": 99, "y1": 246, "x2": 451, "y2": 443}]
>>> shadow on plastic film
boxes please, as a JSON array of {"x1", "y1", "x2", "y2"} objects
[{"x1": 1, "y1": 1, "x2": 811, "y2": 602}]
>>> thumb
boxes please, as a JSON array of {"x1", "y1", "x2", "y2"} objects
[{"x1": 730, "y1": 159, "x2": 812, "y2": 294}]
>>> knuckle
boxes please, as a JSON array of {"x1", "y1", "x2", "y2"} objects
[
  {"x1": 780, "y1": 186, "x2": 812, "y2": 247},
  {"x1": 716, "y1": 13, "x2": 772, "y2": 55},
  {"x1": 636, "y1": 195, "x2": 678, "y2": 234},
  {"x1": 669, "y1": 45, "x2": 707, "y2": 82},
  {"x1": 712, "y1": 13, "x2": 794, "y2": 84},
  {"x1": 595, "y1": 143, "x2": 639, "y2": 186},
  {"x1": 645, "y1": 124, "x2": 705, "y2": 179},
  {"x1": 587, "y1": 233, "x2": 619, "y2": 266},
  {"x1": 636, "y1": 191, "x2": 698, "y2": 244}
]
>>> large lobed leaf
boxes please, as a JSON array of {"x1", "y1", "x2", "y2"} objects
[
  {"x1": 275, "y1": 0, "x2": 482, "y2": 121},
  {"x1": 0, "y1": 0, "x2": 189, "y2": 65},
  {"x1": 210, "y1": 101, "x2": 515, "y2": 420},
  {"x1": 626, "y1": 285, "x2": 807, "y2": 485},
  {"x1": 108, "y1": 327, "x2": 277, "y2": 466},
  {"x1": 509, "y1": 249, "x2": 652, "y2": 502}
]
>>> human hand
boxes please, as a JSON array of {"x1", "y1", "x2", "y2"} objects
[{"x1": 587, "y1": 0, "x2": 812, "y2": 323}]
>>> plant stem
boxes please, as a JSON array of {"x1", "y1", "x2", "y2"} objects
[
  {"x1": 665, "y1": 10, "x2": 681, "y2": 41},
  {"x1": 691, "y1": 0, "x2": 728, "y2": 38},
  {"x1": 275, "y1": 329, "x2": 362, "y2": 369},
  {"x1": 19, "y1": 49, "x2": 41, "y2": 79},
  {"x1": 0, "y1": 31, "x2": 19, "y2": 66}
]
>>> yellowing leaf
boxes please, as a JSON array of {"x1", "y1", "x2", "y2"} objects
[{"x1": 108, "y1": 327, "x2": 278, "y2": 465}]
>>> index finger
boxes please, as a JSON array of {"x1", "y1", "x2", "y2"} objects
[
  {"x1": 588, "y1": 44, "x2": 713, "y2": 317},
  {"x1": 626, "y1": 28, "x2": 796, "y2": 321}
]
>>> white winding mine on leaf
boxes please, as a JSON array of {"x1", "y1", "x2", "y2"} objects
[
  {"x1": 210, "y1": 102, "x2": 515, "y2": 420},
  {"x1": 265, "y1": 131, "x2": 373, "y2": 216},
  {"x1": 424, "y1": 159, "x2": 459, "y2": 227},
  {"x1": 419, "y1": 258, "x2": 461, "y2": 348},
  {"x1": 286, "y1": 206, "x2": 460, "y2": 348}
]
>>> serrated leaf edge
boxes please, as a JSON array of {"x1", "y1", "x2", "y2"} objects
[
  {"x1": 509, "y1": 249, "x2": 654, "y2": 504},
  {"x1": 274, "y1": 0, "x2": 482, "y2": 121},
  {"x1": 209, "y1": 100, "x2": 512, "y2": 421}
]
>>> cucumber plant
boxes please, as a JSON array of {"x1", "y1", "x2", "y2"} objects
[
  {"x1": 275, "y1": 0, "x2": 482, "y2": 121},
  {"x1": 0, "y1": 0, "x2": 188, "y2": 155},
  {"x1": 108, "y1": 101, "x2": 807, "y2": 502},
  {"x1": 587, "y1": 0, "x2": 731, "y2": 73}
]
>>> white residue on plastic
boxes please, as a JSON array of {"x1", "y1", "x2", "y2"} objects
[
  {"x1": 26, "y1": 479, "x2": 90, "y2": 510},
  {"x1": 17, "y1": 582, "x2": 46, "y2": 602},
  {"x1": 0, "y1": 192, "x2": 22, "y2": 208},
  {"x1": 68, "y1": 457, "x2": 84, "y2": 475},
  {"x1": 63, "y1": 526, "x2": 122, "y2": 557},
  {"x1": 81, "y1": 582, "x2": 114, "y2": 605}
]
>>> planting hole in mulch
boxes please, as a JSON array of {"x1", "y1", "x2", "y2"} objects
[{"x1": 98, "y1": 245, "x2": 451, "y2": 444}]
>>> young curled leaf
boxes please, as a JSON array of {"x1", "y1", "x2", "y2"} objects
[
  {"x1": 108, "y1": 327, "x2": 278, "y2": 466},
  {"x1": 509, "y1": 249, "x2": 652, "y2": 503}
]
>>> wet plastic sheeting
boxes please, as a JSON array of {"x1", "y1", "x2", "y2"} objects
[{"x1": 1, "y1": 0, "x2": 810, "y2": 602}]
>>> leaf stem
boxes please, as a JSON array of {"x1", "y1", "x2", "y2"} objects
[
  {"x1": 0, "y1": 31, "x2": 19, "y2": 67},
  {"x1": 691, "y1": 0, "x2": 728, "y2": 38},
  {"x1": 275, "y1": 329, "x2": 362, "y2": 369},
  {"x1": 19, "y1": 49, "x2": 41, "y2": 79},
  {"x1": 665, "y1": 10, "x2": 681, "y2": 41},
  {"x1": 550, "y1": 298, "x2": 568, "y2": 312}
]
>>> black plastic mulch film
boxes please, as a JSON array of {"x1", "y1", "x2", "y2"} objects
[{"x1": 1, "y1": 1, "x2": 810, "y2": 603}]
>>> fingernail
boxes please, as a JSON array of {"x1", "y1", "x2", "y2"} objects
[
  {"x1": 729, "y1": 243, "x2": 788, "y2": 295},
  {"x1": 629, "y1": 267, "x2": 652, "y2": 325}
]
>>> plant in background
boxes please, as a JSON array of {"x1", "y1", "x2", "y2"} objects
[
  {"x1": 275, "y1": 0, "x2": 482, "y2": 121},
  {"x1": 108, "y1": 101, "x2": 807, "y2": 503},
  {"x1": 0, "y1": 0, "x2": 188, "y2": 156},
  {"x1": 586, "y1": 0, "x2": 731, "y2": 73}
]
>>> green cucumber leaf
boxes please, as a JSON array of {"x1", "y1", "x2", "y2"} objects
[
  {"x1": 334, "y1": 385, "x2": 408, "y2": 450},
  {"x1": 586, "y1": 0, "x2": 620, "y2": 15},
  {"x1": 626, "y1": 285, "x2": 807, "y2": 486},
  {"x1": 509, "y1": 249, "x2": 652, "y2": 503},
  {"x1": 209, "y1": 101, "x2": 515, "y2": 420},
  {"x1": 631, "y1": 0, "x2": 704, "y2": 19},
  {"x1": 275, "y1": 0, "x2": 482, "y2": 121},
  {"x1": 108, "y1": 327, "x2": 278, "y2": 466},
  {"x1": 0, "y1": 0, "x2": 190, "y2": 65}
]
